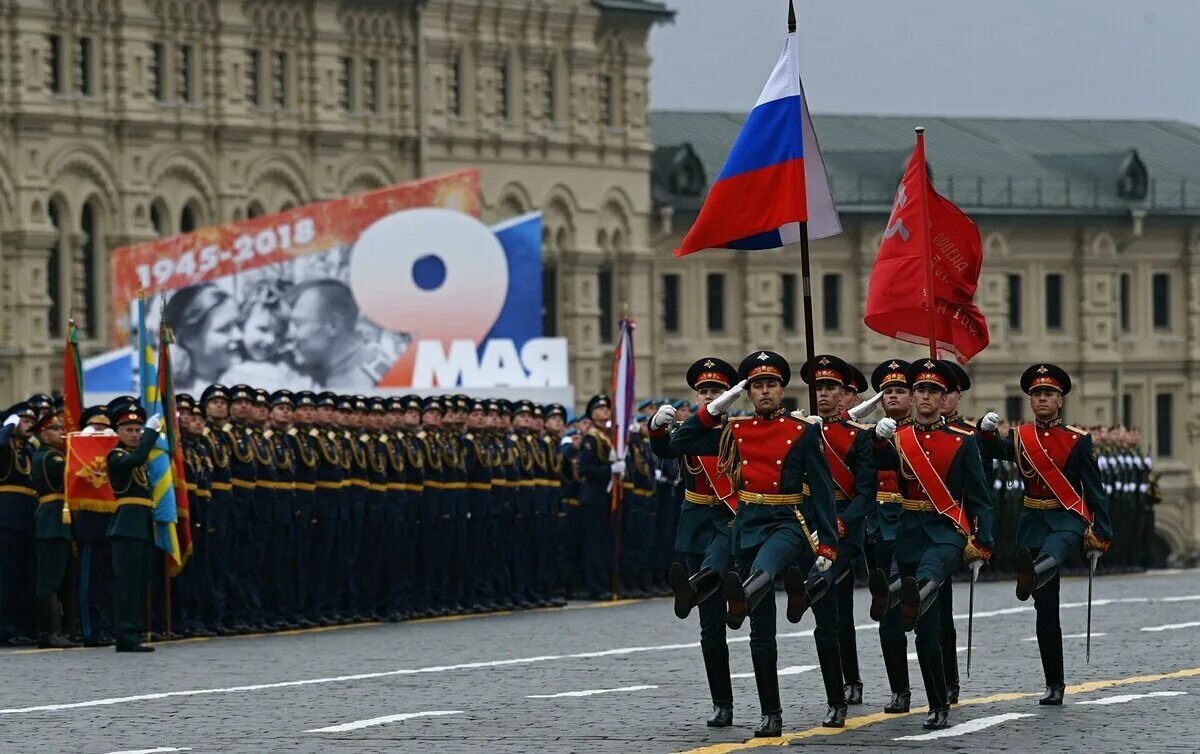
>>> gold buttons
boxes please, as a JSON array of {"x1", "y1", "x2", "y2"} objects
[
  {"x1": 786, "y1": 439, "x2": 792, "y2": 445},
  {"x1": 776, "y1": 459, "x2": 782, "y2": 465},
  {"x1": 742, "y1": 460, "x2": 748, "y2": 466},
  {"x1": 752, "y1": 420, "x2": 758, "y2": 426},
  {"x1": 772, "y1": 481, "x2": 778, "y2": 487},
  {"x1": 755, "y1": 493, "x2": 764, "y2": 503}
]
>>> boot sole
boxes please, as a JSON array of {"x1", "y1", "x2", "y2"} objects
[
  {"x1": 900, "y1": 578, "x2": 920, "y2": 632},
  {"x1": 723, "y1": 572, "x2": 748, "y2": 630},
  {"x1": 868, "y1": 569, "x2": 891, "y2": 622},
  {"x1": 668, "y1": 563, "x2": 695, "y2": 620},
  {"x1": 783, "y1": 567, "x2": 809, "y2": 624}
]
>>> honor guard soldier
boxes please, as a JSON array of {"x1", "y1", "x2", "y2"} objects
[
  {"x1": 870, "y1": 360, "x2": 994, "y2": 730},
  {"x1": 177, "y1": 394, "x2": 214, "y2": 637},
  {"x1": 415, "y1": 397, "x2": 447, "y2": 614},
  {"x1": 0, "y1": 402, "x2": 38, "y2": 645},
  {"x1": 460, "y1": 399, "x2": 493, "y2": 612},
  {"x1": 619, "y1": 416, "x2": 656, "y2": 598},
  {"x1": 106, "y1": 403, "x2": 163, "y2": 652},
  {"x1": 311, "y1": 392, "x2": 346, "y2": 624},
  {"x1": 29, "y1": 403, "x2": 80, "y2": 648},
  {"x1": 361, "y1": 398, "x2": 391, "y2": 618},
  {"x1": 224, "y1": 385, "x2": 262, "y2": 632},
  {"x1": 247, "y1": 387, "x2": 282, "y2": 629},
  {"x1": 198, "y1": 386, "x2": 236, "y2": 635},
  {"x1": 839, "y1": 365, "x2": 869, "y2": 418},
  {"x1": 265, "y1": 390, "x2": 299, "y2": 628},
  {"x1": 508, "y1": 401, "x2": 538, "y2": 607},
  {"x1": 576, "y1": 395, "x2": 619, "y2": 601},
  {"x1": 286, "y1": 391, "x2": 320, "y2": 628},
  {"x1": 650, "y1": 357, "x2": 738, "y2": 729},
  {"x1": 339, "y1": 396, "x2": 370, "y2": 621},
  {"x1": 541, "y1": 405, "x2": 569, "y2": 606},
  {"x1": 785, "y1": 355, "x2": 876, "y2": 720},
  {"x1": 441, "y1": 397, "x2": 471, "y2": 613},
  {"x1": 671, "y1": 351, "x2": 839, "y2": 738},
  {"x1": 866, "y1": 360, "x2": 914, "y2": 713},
  {"x1": 393, "y1": 396, "x2": 426, "y2": 618},
  {"x1": 488, "y1": 400, "x2": 518, "y2": 608},
  {"x1": 977, "y1": 364, "x2": 1113, "y2": 705},
  {"x1": 75, "y1": 405, "x2": 120, "y2": 646},
  {"x1": 379, "y1": 398, "x2": 410, "y2": 620}
]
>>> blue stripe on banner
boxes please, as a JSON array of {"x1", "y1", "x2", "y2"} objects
[
  {"x1": 726, "y1": 228, "x2": 786, "y2": 251},
  {"x1": 716, "y1": 95, "x2": 803, "y2": 181}
]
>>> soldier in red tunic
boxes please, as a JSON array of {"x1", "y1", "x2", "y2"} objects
[
  {"x1": 671, "y1": 350, "x2": 838, "y2": 738},
  {"x1": 977, "y1": 363, "x2": 1112, "y2": 705},
  {"x1": 871, "y1": 359, "x2": 994, "y2": 730}
]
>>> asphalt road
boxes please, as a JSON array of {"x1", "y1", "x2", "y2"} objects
[{"x1": 3, "y1": 569, "x2": 1199, "y2": 754}]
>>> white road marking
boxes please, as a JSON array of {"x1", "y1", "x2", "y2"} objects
[
  {"x1": 893, "y1": 712, "x2": 1034, "y2": 741},
  {"x1": 1076, "y1": 691, "x2": 1187, "y2": 706},
  {"x1": 1023, "y1": 633, "x2": 1105, "y2": 641},
  {"x1": 4, "y1": 586, "x2": 1196, "y2": 717},
  {"x1": 907, "y1": 647, "x2": 966, "y2": 661},
  {"x1": 527, "y1": 685, "x2": 656, "y2": 699},
  {"x1": 105, "y1": 748, "x2": 192, "y2": 754},
  {"x1": 731, "y1": 665, "x2": 816, "y2": 679},
  {"x1": 306, "y1": 710, "x2": 461, "y2": 732},
  {"x1": 1141, "y1": 622, "x2": 1200, "y2": 633},
  {"x1": 1161, "y1": 595, "x2": 1200, "y2": 602}
]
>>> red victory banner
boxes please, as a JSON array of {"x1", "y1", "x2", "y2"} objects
[
  {"x1": 864, "y1": 128, "x2": 989, "y2": 363},
  {"x1": 65, "y1": 433, "x2": 119, "y2": 514}
]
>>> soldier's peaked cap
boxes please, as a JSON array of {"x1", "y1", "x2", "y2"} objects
[
  {"x1": 586, "y1": 394, "x2": 611, "y2": 418},
  {"x1": 941, "y1": 360, "x2": 971, "y2": 392},
  {"x1": 200, "y1": 384, "x2": 230, "y2": 405},
  {"x1": 871, "y1": 360, "x2": 911, "y2": 392},
  {"x1": 906, "y1": 359, "x2": 955, "y2": 392},
  {"x1": 800, "y1": 354, "x2": 850, "y2": 387},
  {"x1": 686, "y1": 357, "x2": 737, "y2": 391},
  {"x1": 845, "y1": 365, "x2": 868, "y2": 394},
  {"x1": 1020, "y1": 363, "x2": 1072, "y2": 396},
  {"x1": 738, "y1": 351, "x2": 790, "y2": 387}
]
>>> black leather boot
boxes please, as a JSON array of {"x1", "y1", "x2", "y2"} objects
[
  {"x1": 844, "y1": 681, "x2": 864, "y2": 706},
  {"x1": 725, "y1": 570, "x2": 773, "y2": 630},
  {"x1": 701, "y1": 642, "x2": 734, "y2": 727},
  {"x1": 884, "y1": 689, "x2": 911, "y2": 714},
  {"x1": 901, "y1": 578, "x2": 939, "y2": 632},
  {"x1": 751, "y1": 650, "x2": 783, "y2": 737},
  {"x1": 817, "y1": 644, "x2": 848, "y2": 728},
  {"x1": 923, "y1": 707, "x2": 949, "y2": 730},
  {"x1": 783, "y1": 566, "x2": 829, "y2": 624},
  {"x1": 881, "y1": 634, "x2": 911, "y2": 712},
  {"x1": 670, "y1": 563, "x2": 721, "y2": 620},
  {"x1": 1016, "y1": 548, "x2": 1060, "y2": 602},
  {"x1": 1038, "y1": 628, "x2": 1065, "y2": 705},
  {"x1": 869, "y1": 568, "x2": 902, "y2": 622},
  {"x1": 36, "y1": 595, "x2": 81, "y2": 649}
]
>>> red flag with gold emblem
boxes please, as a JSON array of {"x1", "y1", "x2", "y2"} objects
[{"x1": 65, "y1": 433, "x2": 119, "y2": 514}]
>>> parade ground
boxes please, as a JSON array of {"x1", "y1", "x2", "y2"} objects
[{"x1": 2, "y1": 568, "x2": 1197, "y2": 753}]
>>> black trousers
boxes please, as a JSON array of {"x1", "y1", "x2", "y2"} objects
[
  {"x1": 111, "y1": 536, "x2": 151, "y2": 648},
  {"x1": 0, "y1": 528, "x2": 34, "y2": 638}
]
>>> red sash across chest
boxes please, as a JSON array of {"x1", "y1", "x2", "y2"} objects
[
  {"x1": 821, "y1": 421, "x2": 859, "y2": 500},
  {"x1": 894, "y1": 425, "x2": 971, "y2": 534},
  {"x1": 1014, "y1": 423, "x2": 1092, "y2": 523},
  {"x1": 729, "y1": 415, "x2": 807, "y2": 495}
]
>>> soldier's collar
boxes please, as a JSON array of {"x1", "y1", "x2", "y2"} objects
[
  {"x1": 1036, "y1": 417, "x2": 1064, "y2": 430},
  {"x1": 755, "y1": 406, "x2": 787, "y2": 420},
  {"x1": 896, "y1": 417, "x2": 914, "y2": 426},
  {"x1": 944, "y1": 411, "x2": 960, "y2": 422},
  {"x1": 913, "y1": 416, "x2": 946, "y2": 432}
]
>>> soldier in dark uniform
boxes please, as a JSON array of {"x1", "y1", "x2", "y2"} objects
[
  {"x1": 783, "y1": 355, "x2": 876, "y2": 723},
  {"x1": 508, "y1": 401, "x2": 538, "y2": 608},
  {"x1": 379, "y1": 398, "x2": 411, "y2": 621},
  {"x1": 29, "y1": 403, "x2": 80, "y2": 648},
  {"x1": 540, "y1": 405, "x2": 569, "y2": 607},
  {"x1": 0, "y1": 402, "x2": 38, "y2": 645},
  {"x1": 870, "y1": 359, "x2": 994, "y2": 730},
  {"x1": 200, "y1": 385, "x2": 238, "y2": 635},
  {"x1": 338, "y1": 396, "x2": 369, "y2": 621},
  {"x1": 265, "y1": 390, "x2": 299, "y2": 629},
  {"x1": 311, "y1": 392, "x2": 346, "y2": 625},
  {"x1": 440, "y1": 396, "x2": 470, "y2": 613},
  {"x1": 575, "y1": 395, "x2": 620, "y2": 601},
  {"x1": 106, "y1": 403, "x2": 163, "y2": 652},
  {"x1": 286, "y1": 391, "x2": 320, "y2": 628},
  {"x1": 977, "y1": 363, "x2": 1113, "y2": 705},
  {"x1": 649, "y1": 357, "x2": 738, "y2": 728},
  {"x1": 361, "y1": 398, "x2": 391, "y2": 619},
  {"x1": 558, "y1": 426, "x2": 582, "y2": 599},
  {"x1": 394, "y1": 396, "x2": 428, "y2": 616},
  {"x1": 619, "y1": 421, "x2": 657, "y2": 598},
  {"x1": 177, "y1": 394, "x2": 215, "y2": 638},
  {"x1": 865, "y1": 359, "x2": 913, "y2": 714},
  {"x1": 415, "y1": 397, "x2": 447, "y2": 614},
  {"x1": 486, "y1": 400, "x2": 517, "y2": 608},
  {"x1": 74, "y1": 405, "x2": 120, "y2": 646},
  {"x1": 244, "y1": 387, "x2": 281, "y2": 630},
  {"x1": 224, "y1": 385, "x2": 262, "y2": 632},
  {"x1": 671, "y1": 351, "x2": 840, "y2": 737},
  {"x1": 459, "y1": 399, "x2": 492, "y2": 612}
]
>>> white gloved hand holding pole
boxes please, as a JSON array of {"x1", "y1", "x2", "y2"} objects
[
  {"x1": 649, "y1": 403, "x2": 676, "y2": 430},
  {"x1": 610, "y1": 460, "x2": 626, "y2": 476},
  {"x1": 979, "y1": 411, "x2": 1000, "y2": 432},
  {"x1": 815, "y1": 556, "x2": 832, "y2": 572},
  {"x1": 706, "y1": 380, "x2": 746, "y2": 416},
  {"x1": 875, "y1": 417, "x2": 897, "y2": 440},
  {"x1": 145, "y1": 414, "x2": 164, "y2": 432}
]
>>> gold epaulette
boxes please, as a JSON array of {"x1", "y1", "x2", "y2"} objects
[
  {"x1": 417, "y1": 431, "x2": 427, "y2": 440},
  {"x1": 359, "y1": 434, "x2": 371, "y2": 443},
  {"x1": 263, "y1": 430, "x2": 274, "y2": 440},
  {"x1": 287, "y1": 427, "x2": 298, "y2": 437},
  {"x1": 794, "y1": 414, "x2": 819, "y2": 426},
  {"x1": 1066, "y1": 425, "x2": 1088, "y2": 436},
  {"x1": 846, "y1": 420, "x2": 872, "y2": 431},
  {"x1": 308, "y1": 428, "x2": 320, "y2": 437},
  {"x1": 327, "y1": 431, "x2": 339, "y2": 441},
  {"x1": 221, "y1": 423, "x2": 233, "y2": 433},
  {"x1": 947, "y1": 425, "x2": 974, "y2": 436},
  {"x1": 202, "y1": 426, "x2": 211, "y2": 436},
  {"x1": 464, "y1": 433, "x2": 473, "y2": 441}
]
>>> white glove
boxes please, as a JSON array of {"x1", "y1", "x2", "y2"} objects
[
  {"x1": 145, "y1": 414, "x2": 164, "y2": 432},
  {"x1": 810, "y1": 414, "x2": 823, "y2": 426},
  {"x1": 815, "y1": 556, "x2": 832, "y2": 572},
  {"x1": 649, "y1": 404, "x2": 676, "y2": 430},
  {"x1": 2, "y1": 414, "x2": 18, "y2": 428},
  {"x1": 654, "y1": 469, "x2": 663, "y2": 482},
  {"x1": 875, "y1": 417, "x2": 897, "y2": 439},
  {"x1": 610, "y1": 460, "x2": 626, "y2": 475},
  {"x1": 1086, "y1": 549, "x2": 1103, "y2": 567},
  {"x1": 969, "y1": 560, "x2": 983, "y2": 583},
  {"x1": 979, "y1": 411, "x2": 999, "y2": 432},
  {"x1": 560, "y1": 437, "x2": 572, "y2": 449},
  {"x1": 706, "y1": 380, "x2": 746, "y2": 416}
]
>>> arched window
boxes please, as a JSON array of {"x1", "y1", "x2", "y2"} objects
[
  {"x1": 150, "y1": 198, "x2": 170, "y2": 236},
  {"x1": 180, "y1": 201, "x2": 199, "y2": 233},
  {"x1": 448, "y1": 50, "x2": 462, "y2": 117},
  {"x1": 247, "y1": 200, "x2": 265, "y2": 219},
  {"x1": 47, "y1": 200, "x2": 66, "y2": 338},
  {"x1": 80, "y1": 200, "x2": 102, "y2": 338}
]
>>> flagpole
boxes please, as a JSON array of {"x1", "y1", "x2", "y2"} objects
[
  {"x1": 915, "y1": 126, "x2": 938, "y2": 359},
  {"x1": 787, "y1": 2, "x2": 819, "y2": 413}
]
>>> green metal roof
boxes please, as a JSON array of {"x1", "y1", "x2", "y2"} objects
[{"x1": 650, "y1": 111, "x2": 1200, "y2": 215}]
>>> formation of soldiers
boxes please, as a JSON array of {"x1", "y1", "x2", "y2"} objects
[
  {"x1": 0, "y1": 386, "x2": 686, "y2": 651},
  {"x1": 653, "y1": 352, "x2": 1131, "y2": 734}
]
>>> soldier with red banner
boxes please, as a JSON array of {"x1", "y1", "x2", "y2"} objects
[
  {"x1": 977, "y1": 363, "x2": 1113, "y2": 706},
  {"x1": 671, "y1": 351, "x2": 838, "y2": 738},
  {"x1": 649, "y1": 356, "x2": 738, "y2": 729},
  {"x1": 870, "y1": 359, "x2": 993, "y2": 730}
]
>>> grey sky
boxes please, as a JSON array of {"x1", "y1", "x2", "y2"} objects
[{"x1": 649, "y1": 0, "x2": 1199, "y2": 125}]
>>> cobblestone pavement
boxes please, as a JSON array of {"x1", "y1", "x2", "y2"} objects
[{"x1": 3, "y1": 570, "x2": 1199, "y2": 754}]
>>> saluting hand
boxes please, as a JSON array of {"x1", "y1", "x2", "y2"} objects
[
  {"x1": 706, "y1": 380, "x2": 746, "y2": 416},
  {"x1": 2, "y1": 414, "x2": 18, "y2": 428}
]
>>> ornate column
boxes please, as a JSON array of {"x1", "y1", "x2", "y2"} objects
[
  {"x1": 0, "y1": 227, "x2": 58, "y2": 400},
  {"x1": 1077, "y1": 230, "x2": 1120, "y2": 426}
]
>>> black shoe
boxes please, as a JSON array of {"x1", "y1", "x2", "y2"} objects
[
  {"x1": 115, "y1": 643, "x2": 156, "y2": 653},
  {"x1": 38, "y1": 634, "x2": 81, "y2": 649},
  {"x1": 723, "y1": 571, "x2": 748, "y2": 630},
  {"x1": 669, "y1": 561, "x2": 695, "y2": 619},
  {"x1": 8, "y1": 635, "x2": 37, "y2": 647},
  {"x1": 754, "y1": 712, "x2": 783, "y2": 738},
  {"x1": 1039, "y1": 685, "x2": 1065, "y2": 705},
  {"x1": 707, "y1": 704, "x2": 734, "y2": 728},
  {"x1": 84, "y1": 636, "x2": 116, "y2": 648},
  {"x1": 822, "y1": 703, "x2": 847, "y2": 728},
  {"x1": 884, "y1": 691, "x2": 911, "y2": 714},
  {"x1": 868, "y1": 568, "x2": 891, "y2": 622},
  {"x1": 923, "y1": 707, "x2": 949, "y2": 730},
  {"x1": 947, "y1": 683, "x2": 960, "y2": 705},
  {"x1": 783, "y1": 566, "x2": 810, "y2": 624},
  {"x1": 844, "y1": 681, "x2": 863, "y2": 705}
]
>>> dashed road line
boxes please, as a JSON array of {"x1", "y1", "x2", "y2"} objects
[
  {"x1": 527, "y1": 685, "x2": 657, "y2": 699},
  {"x1": 893, "y1": 712, "x2": 1035, "y2": 741},
  {"x1": 1076, "y1": 691, "x2": 1188, "y2": 706},
  {"x1": 1140, "y1": 621, "x2": 1200, "y2": 632},
  {"x1": 104, "y1": 748, "x2": 192, "y2": 754},
  {"x1": 731, "y1": 665, "x2": 815, "y2": 679},
  {"x1": 305, "y1": 710, "x2": 462, "y2": 732},
  {"x1": 1023, "y1": 633, "x2": 1105, "y2": 641}
]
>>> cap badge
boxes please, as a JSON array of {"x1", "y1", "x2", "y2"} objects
[
  {"x1": 889, "y1": 361, "x2": 900, "y2": 369},
  {"x1": 924, "y1": 360, "x2": 935, "y2": 368},
  {"x1": 1037, "y1": 365, "x2": 1048, "y2": 374},
  {"x1": 757, "y1": 352, "x2": 770, "y2": 361},
  {"x1": 703, "y1": 359, "x2": 715, "y2": 368},
  {"x1": 818, "y1": 356, "x2": 830, "y2": 365}
]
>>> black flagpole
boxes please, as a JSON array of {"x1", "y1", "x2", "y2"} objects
[{"x1": 788, "y1": 2, "x2": 818, "y2": 414}]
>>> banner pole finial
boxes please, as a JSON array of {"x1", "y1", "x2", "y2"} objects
[{"x1": 787, "y1": 1, "x2": 796, "y2": 33}]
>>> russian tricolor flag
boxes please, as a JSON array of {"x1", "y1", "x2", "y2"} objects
[{"x1": 675, "y1": 32, "x2": 841, "y2": 257}]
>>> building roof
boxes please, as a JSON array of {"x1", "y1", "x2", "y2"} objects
[
  {"x1": 592, "y1": 0, "x2": 675, "y2": 20},
  {"x1": 650, "y1": 111, "x2": 1200, "y2": 216}
]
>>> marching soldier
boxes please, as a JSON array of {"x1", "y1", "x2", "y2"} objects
[
  {"x1": 29, "y1": 402, "x2": 80, "y2": 648},
  {"x1": 265, "y1": 390, "x2": 299, "y2": 629},
  {"x1": 177, "y1": 394, "x2": 214, "y2": 637},
  {"x1": 286, "y1": 391, "x2": 320, "y2": 628},
  {"x1": 784, "y1": 355, "x2": 875, "y2": 721},
  {"x1": 650, "y1": 357, "x2": 738, "y2": 728},
  {"x1": 106, "y1": 402, "x2": 163, "y2": 652},
  {"x1": 224, "y1": 386, "x2": 261, "y2": 632},
  {"x1": 76, "y1": 405, "x2": 119, "y2": 646},
  {"x1": 865, "y1": 360, "x2": 914, "y2": 714},
  {"x1": 0, "y1": 402, "x2": 38, "y2": 646},
  {"x1": 576, "y1": 395, "x2": 620, "y2": 601},
  {"x1": 870, "y1": 359, "x2": 994, "y2": 730},
  {"x1": 671, "y1": 351, "x2": 839, "y2": 737},
  {"x1": 977, "y1": 363, "x2": 1113, "y2": 705}
]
